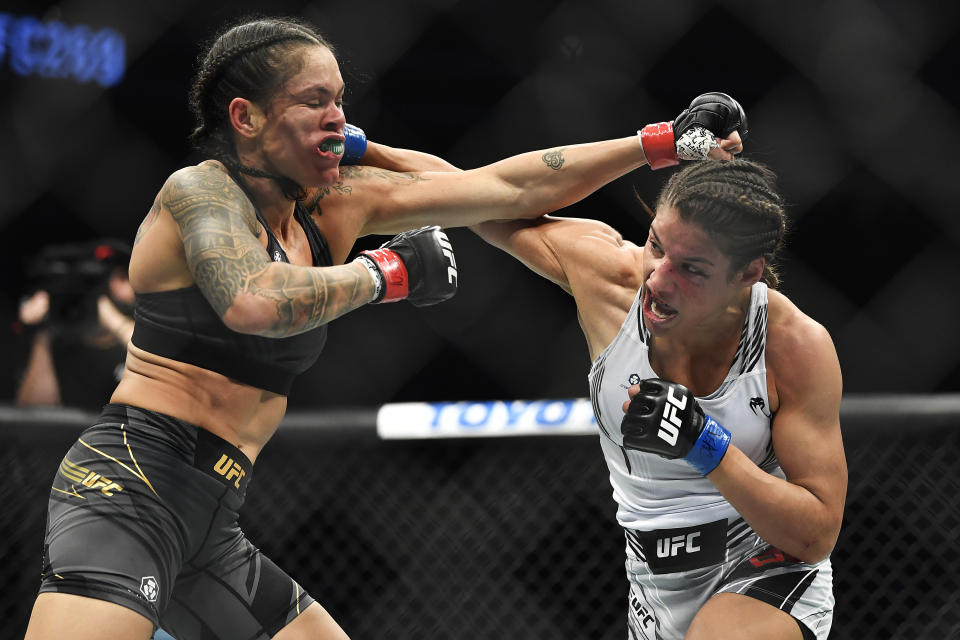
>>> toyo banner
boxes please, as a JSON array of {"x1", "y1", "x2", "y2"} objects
[{"x1": 377, "y1": 398, "x2": 598, "y2": 439}]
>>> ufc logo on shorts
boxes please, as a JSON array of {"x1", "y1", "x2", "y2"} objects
[
  {"x1": 213, "y1": 454, "x2": 246, "y2": 489},
  {"x1": 656, "y1": 531, "x2": 701, "y2": 558},
  {"x1": 437, "y1": 231, "x2": 458, "y2": 285},
  {"x1": 658, "y1": 385, "x2": 687, "y2": 446},
  {"x1": 629, "y1": 592, "x2": 656, "y2": 637},
  {"x1": 638, "y1": 519, "x2": 724, "y2": 573}
]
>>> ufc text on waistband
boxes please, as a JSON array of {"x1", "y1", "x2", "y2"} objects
[
  {"x1": 193, "y1": 428, "x2": 252, "y2": 497},
  {"x1": 626, "y1": 519, "x2": 727, "y2": 574}
]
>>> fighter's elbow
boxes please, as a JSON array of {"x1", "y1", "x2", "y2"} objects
[
  {"x1": 221, "y1": 292, "x2": 278, "y2": 335},
  {"x1": 792, "y1": 522, "x2": 842, "y2": 564},
  {"x1": 792, "y1": 541, "x2": 833, "y2": 565}
]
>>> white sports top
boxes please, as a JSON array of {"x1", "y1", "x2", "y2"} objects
[{"x1": 587, "y1": 282, "x2": 784, "y2": 531}]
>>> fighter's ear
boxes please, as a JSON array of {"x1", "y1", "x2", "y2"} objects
[
  {"x1": 228, "y1": 97, "x2": 265, "y2": 138},
  {"x1": 737, "y1": 257, "x2": 764, "y2": 287}
]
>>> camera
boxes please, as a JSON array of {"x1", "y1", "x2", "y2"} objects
[{"x1": 25, "y1": 239, "x2": 131, "y2": 338}]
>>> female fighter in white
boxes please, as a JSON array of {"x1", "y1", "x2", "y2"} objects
[{"x1": 472, "y1": 150, "x2": 847, "y2": 639}]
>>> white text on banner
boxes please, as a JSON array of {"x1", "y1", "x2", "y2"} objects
[{"x1": 376, "y1": 398, "x2": 598, "y2": 439}]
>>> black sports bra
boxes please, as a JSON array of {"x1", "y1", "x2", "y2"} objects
[{"x1": 132, "y1": 195, "x2": 333, "y2": 395}]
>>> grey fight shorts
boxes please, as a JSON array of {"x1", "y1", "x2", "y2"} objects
[{"x1": 624, "y1": 519, "x2": 833, "y2": 639}]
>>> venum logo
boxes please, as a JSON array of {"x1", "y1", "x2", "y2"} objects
[
  {"x1": 657, "y1": 385, "x2": 687, "y2": 446},
  {"x1": 140, "y1": 576, "x2": 159, "y2": 602},
  {"x1": 749, "y1": 396, "x2": 766, "y2": 415}
]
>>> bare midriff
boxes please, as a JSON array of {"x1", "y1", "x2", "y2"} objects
[{"x1": 109, "y1": 343, "x2": 288, "y2": 463}]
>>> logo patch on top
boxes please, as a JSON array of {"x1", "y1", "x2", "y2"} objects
[
  {"x1": 749, "y1": 396, "x2": 770, "y2": 416},
  {"x1": 140, "y1": 576, "x2": 159, "y2": 602}
]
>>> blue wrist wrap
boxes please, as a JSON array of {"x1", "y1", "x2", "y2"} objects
[
  {"x1": 341, "y1": 123, "x2": 367, "y2": 165},
  {"x1": 684, "y1": 415, "x2": 731, "y2": 476}
]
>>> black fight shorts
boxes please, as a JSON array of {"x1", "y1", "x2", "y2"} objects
[{"x1": 38, "y1": 403, "x2": 315, "y2": 638}]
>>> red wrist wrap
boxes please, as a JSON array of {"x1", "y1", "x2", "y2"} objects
[
  {"x1": 362, "y1": 248, "x2": 409, "y2": 302},
  {"x1": 639, "y1": 122, "x2": 679, "y2": 170}
]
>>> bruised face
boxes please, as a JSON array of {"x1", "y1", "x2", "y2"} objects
[
  {"x1": 641, "y1": 205, "x2": 753, "y2": 335},
  {"x1": 257, "y1": 45, "x2": 347, "y2": 188}
]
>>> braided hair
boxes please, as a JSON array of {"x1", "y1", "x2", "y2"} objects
[
  {"x1": 654, "y1": 159, "x2": 788, "y2": 289},
  {"x1": 188, "y1": 17, "x2": 334, "y2": 200}
]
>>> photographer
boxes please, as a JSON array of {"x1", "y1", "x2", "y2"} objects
[{"x1": 16, "y1": 239, "x2": 134, "y2": 409}]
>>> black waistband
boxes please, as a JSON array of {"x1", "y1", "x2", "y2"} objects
[
  {"x1": 97, "y1": 403, "x2": 253, "y2": 498},
  {"x1": 624, "y1": 519, "x2": 739, "y2": 574}
]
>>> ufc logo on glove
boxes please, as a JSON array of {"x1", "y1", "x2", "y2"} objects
[
  {"x1": 621, "y1": 378, "x2": 732, "y2": 476},
  {"x1": 437, "y1": 231, "x2": 458, "y2": 285},
  {"x1": 355, "y1": 226, "x2": 459, "y2": 307},
  {"x1": 658, "y1": 385, "x2": 688, "y2": 446}
]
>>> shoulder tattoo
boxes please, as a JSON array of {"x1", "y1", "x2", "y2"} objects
[{"x1": 161, "y1": 169, "x2": 265, "y2": 314}]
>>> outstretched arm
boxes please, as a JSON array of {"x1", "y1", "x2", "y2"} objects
[
  {"x1": 356, "y1": 136, "x2": 656, "y2": 235},
  {"x1": 345, "y1": 93, "x2": 746, "y2": 236}
]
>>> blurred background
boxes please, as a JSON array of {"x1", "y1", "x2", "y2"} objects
[
  {"x1": 1, "y1": 1, "x2": 959, "y2": 638},
  {"x1": 2, "y1": 0, "x2": 958, "y2": 407}
]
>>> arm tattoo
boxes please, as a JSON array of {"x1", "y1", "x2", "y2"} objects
[
  {"x1": 541, "y1": 149, "x2": 565, "y2": 170},
  {"x1": 309, "y1": 166, "x2": 429, "y2": 206},
  {"x1": 342, "y1": 165, "x2": 430, "y2": 184},
  {"x1": 308, "y1": 180, "x2": 353, "y2": 205},
  {"x1": 163, "y1": 170, "x2": 264, "y2": 315},
  {"x1": 163, "y1": 167, "x2": 372, "y2": 337},
  {"x1": 243, "y1": 262, "x2": 370, "y2": 338}
]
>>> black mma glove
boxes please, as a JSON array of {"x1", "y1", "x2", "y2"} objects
[
  {"x1": 620, "y1": 378, "x2": 731, "y2": 475},
  {"x1": 673, "y1": 92, "x2": 748, "y2": 143},
  {"x1": 639, "y1": 91, "x2": 748, "y2": 170},
  {"x1": 354, "y1": 225, "x2": 458, "y2": 306}
]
